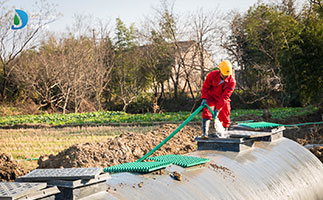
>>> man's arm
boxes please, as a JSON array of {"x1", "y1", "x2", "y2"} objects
[
  {"x1": 201, "y1": 71, "x2": 214, "y2": 99},
  {"x1": 216, "y1": 78, "x2": 236, "y2": 110}
]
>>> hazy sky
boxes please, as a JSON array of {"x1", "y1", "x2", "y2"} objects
[{"x1": 6, "y1": 0, "x2": 259, "y2": 33}]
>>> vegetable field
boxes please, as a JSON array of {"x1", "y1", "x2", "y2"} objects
[{"x1": 0, "y1": 106, "x2": 318, "y2": 126}]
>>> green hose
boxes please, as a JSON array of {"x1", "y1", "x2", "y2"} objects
[
  {"x1": 284, "y1": 121, "x2": 323, "y2": 127},
  {"x1": 25, "y1": 158, "x2": 39, "y2": 161},
  {"x1": 136, "y1": 104, "x2": 214, "y2": 162},
  {"x1": 205, "y1": 104, "x2": 216, "y2": 117}
]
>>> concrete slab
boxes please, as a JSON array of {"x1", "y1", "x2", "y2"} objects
[
  {"x1": 270, "y1": 131, "x2": 283, "y2": 141},
  {"x1": 16, "y1": 168, "x2": 103, "y2": 182},
  {"x1": 47, "y1": 173, "x2": 109, "y2": 189},
  {"x1": 229, "y1": 130, "x2": 272, "y2": 138},
  {"x1": 197, "y1": 140, "x2": 253, "y2": 152},
  {"x1": 231, "y1": 125, "x2": 285, "y2": 133},
  {"x1": 54, "y1": 181, "x2": 107, "y2": 200},
  {"x1": 195, "y1": 137, "x2": 244, "y2": 143},
  {"x1": 0, "y1": 182, "x2": 46, "y2": 200},
  {"x1": 16, "y1": 186, "x2": 60, "y2": 200}
]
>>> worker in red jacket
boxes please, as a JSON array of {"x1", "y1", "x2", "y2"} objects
[{"x1": 201, "y1": 60, "x2": 236, "y2": 138}]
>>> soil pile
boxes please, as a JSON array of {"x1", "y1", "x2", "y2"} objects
[
  {"x1": 171, "y1": 171, "x2": 182, "y2": 181},
  {"x1": 309, "y1": 146, "x2": 323, "y2": 162},
  {"x1": 284, "y1": 125, "x2": 323, "y2": 145},
  {"x1": 38, "y1": 124, "x2": 200, "y2": 168},
  {"x1": 0, "y1": 153, "x2": 26, "y2": 181}
]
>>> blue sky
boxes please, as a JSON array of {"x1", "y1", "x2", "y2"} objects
[{"x1": 5, "y1": 0, "x2": 259, "y2": 33}]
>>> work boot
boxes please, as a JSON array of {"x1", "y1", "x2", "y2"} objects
[
  {"x1": 201, "y1": 118, "x2": 211, "y2": 139},
  {"x1": 216, "y1": 127, "x2": 229, "y2": 138}
]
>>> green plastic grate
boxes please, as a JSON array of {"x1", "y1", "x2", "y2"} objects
[
  {"x1": 238, "y1": 121, "x2": 283, "y2": 129},
  {"x1": 103, "y1": 161, "x2": 171, "y2": 173},
  {"x1": 147, "y1": 154, "x2": 210, "y2": 168}
]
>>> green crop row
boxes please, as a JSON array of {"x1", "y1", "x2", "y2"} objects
[
  {"x1": 0, "y1": 106, "x2": 318, "y2": 126},
  {"x1": 231, "y1": 106, "x2": 319, "y2": 120}
]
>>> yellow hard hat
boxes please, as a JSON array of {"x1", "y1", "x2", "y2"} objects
[{"x1": 219, "y1": 60, "x2": 232, "y2": 76}]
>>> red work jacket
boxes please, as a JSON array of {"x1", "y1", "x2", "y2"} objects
[{"x1": 201, "y1": 70, "x2": 236, "y2": 110}]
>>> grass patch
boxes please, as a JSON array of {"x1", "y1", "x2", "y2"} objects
[{"x1": 0, "y1": 126, "x2": 158, "y2": 161}]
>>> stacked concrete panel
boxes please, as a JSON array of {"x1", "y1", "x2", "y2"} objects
[{"x1": 16, "y1": 168, "x2": 109, "y2": 200}]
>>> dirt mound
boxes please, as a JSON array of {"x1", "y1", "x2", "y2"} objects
[
  {"x1": 0, "y1": 153, "x2": 26, "y2": 181},
  {"x1": 284, "y1": 125, "x2": 323, "y2": 145},
  {"x1": 38, "y1": 124, "x2": 200, "y2": 168},
  {"x1": 309, "y1": 146, "x2": 323, "y2": 162}
]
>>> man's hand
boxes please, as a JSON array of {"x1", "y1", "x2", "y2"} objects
[{"x1": 201, "y1": 99, "x2": 207, "y2": 106}]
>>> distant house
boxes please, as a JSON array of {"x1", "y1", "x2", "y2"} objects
[{"x1": 168, "y1": 40, "x2": 214, "y2": 96}]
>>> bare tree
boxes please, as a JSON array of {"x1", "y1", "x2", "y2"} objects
[
  {"x1": 88, "y1": 25, "x2": 116, "y2": 110},
  {"x1": 57, "y1": 19, "x2": 115, "y2": 113},
  {"x1": 0, "y1": 0, "x2": 57, "y2": 100},
  {"x1": 13, "y1": 17, "x2": 116, "y2": 113},
  {"x1": 189, "y1": 9, "x2": 222, "y2": 91},
  {"x1": 13, "y1": 38, "x2": 62, "y2": 112}
]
